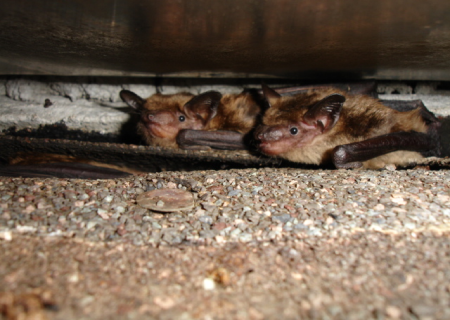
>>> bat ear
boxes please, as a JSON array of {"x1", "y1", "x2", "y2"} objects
[
  {"x1": 183, "y1": 91, "x2": 222, "y2": 124},
  {"x1": 261, "y1": 83, "x2": 281, "y2": 108},
  {"x1": 304, "y1": 94, "x2": 345, "y2": 132},
  {"x1": 120, "y1": 90, "x2": 145, "y2": 110}
]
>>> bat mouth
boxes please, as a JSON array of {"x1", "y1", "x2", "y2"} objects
[
  {"x1": 144, "y1": 123, "x2": 178, "y2": 140},
  {"x1": 256, "y1": 134, "x2": 298, "y2": 156},
  {"x1": 257, "y1": 141, "x2": 282, "y2": 156},
  {"x1": 255, "y1": 127, "x2": 285, "y2": 155}
]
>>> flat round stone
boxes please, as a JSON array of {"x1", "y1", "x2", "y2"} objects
[{"x1": 136, "y1": 189, "x2": 195, "y2": 212}]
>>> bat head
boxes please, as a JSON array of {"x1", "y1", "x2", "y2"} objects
[
  {"x1": 254, "y1": 84, "x2": 346, "y2": 156},
  {"x1": 120, "y1": 90, "x2": 222, "y2": 146}
]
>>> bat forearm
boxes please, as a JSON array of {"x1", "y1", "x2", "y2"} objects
[
  {"x1": 332, "y1": 131, "x2": 440, "y2": 168},
  {"x1": 266, "y1": 82, "x2": 377, "y2": 97},
  {"x1": 378, "y1": 99, "x2": 425, "y2": 112},
  {"x1": 177, "y1": 129, "x2": 247, "y2": 150}
]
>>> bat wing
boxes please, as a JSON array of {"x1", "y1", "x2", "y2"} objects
[
  {"x1": 379, "y1": 99, "x2": 425, "y2": 112},
  {"x1": 177, "y1": 129, "x2": 246, "y2": 150},
  {"x1": 332, "y1": 131, "x2": 441, "y2": 169},
  {"x1": 265, "y1": 82, "x2": 377, "y2": 97}
]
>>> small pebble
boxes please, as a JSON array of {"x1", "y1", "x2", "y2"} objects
[
  {"x1": 203, "y1": 278, "x2": 215, "y2": 291},
  {"x1": 43, "y1": 98, "x2": 53, "y2": 108},
  {"x1": 385, "y1": 306, "x2": 402, "y2": 319}
]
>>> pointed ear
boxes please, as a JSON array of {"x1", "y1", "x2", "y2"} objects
[
  {"x1": 183, "y1": 91, "x2": 222, "y2": 124},
  {"x1": 303, "y1": 94, "x2": 345, "y2": 132},
  {"x1": 120, "y1": 90, "x2": 145, "y2": 110},
  {"x1": 261, "y1": 83, "x2": 281, "y2": 108}
]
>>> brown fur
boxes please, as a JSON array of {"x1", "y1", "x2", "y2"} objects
[
  {"x1": 133, "y1": 90, "x2": 261, "y2": 148},
  {"x1": 258, "y1": 88, "x2": 433, "y2": 169},
  {"x1": 137, "y1": 92, "x2": 195, "y2": 148},
  {"x1": 206, "y1": 92, "x2": 261, "y2": 133}
]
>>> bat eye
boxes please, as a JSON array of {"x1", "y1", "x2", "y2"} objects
[
  {"x1": 179, "y1": 115, "x2": 186, "y2": 122},
  {"x1": 290, "y1": 127, "x2": 298, "y2": 135}
]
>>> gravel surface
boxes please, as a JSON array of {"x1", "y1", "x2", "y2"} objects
[
  {"x1": 1, "y1": 167, "x2": 450, "y2": 319},
  {"x1": 1, "y1": 168, "x2": 449, "y2": 245}
]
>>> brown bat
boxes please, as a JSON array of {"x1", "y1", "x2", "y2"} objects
[
  {"x1": 254, "y1": 84, "x2": 441, "y2": 169},
  {"x1": 120, "y1": 89, "x2": 262, "y2": 149},
  {"x1": 120, "y1": 82, "x2": 378, "y2": 150}
]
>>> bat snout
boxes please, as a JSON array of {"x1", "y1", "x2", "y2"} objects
[
  {"x1": 142, "y1": 112, "x2": 156, "y2": 124},
  {"x1": 254, "y1": 125, "x2": 294, "y2": 156},
  {"x1": 143, "y1": 111, "x2": 174, "y2": 125},
  {"x1": 254, "y1": 126, "x2": 283, "y2": 142}
]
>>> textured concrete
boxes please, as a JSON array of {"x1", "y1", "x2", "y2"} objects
[
  {"x1": 0, "y1": 96, "x2": 128, "y2": 134},
  {"x1": 378, "y1": 81, "x2": 450, "y2": 116}
]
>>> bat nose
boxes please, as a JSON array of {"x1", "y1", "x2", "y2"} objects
[
  {"x1": 254, "y1": 126, "x2": 267, "y2": 141},
  {"x1": 142, "y1": 113, "x2": 156, "y2": 125},
  {"x1": 255, "y1": 127, "x2": 282, "y2": 141}
]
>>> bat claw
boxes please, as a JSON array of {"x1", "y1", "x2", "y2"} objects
[
  {"x1": 332, "y1": 145, "x2": 363, "y2": 169},
  {"x1": 334, "y1": 161, "x2": 363, "y2": 169}
]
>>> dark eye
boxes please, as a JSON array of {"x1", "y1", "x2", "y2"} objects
[
  {"x1": 179, "y1": 115, "x2": 186, "y2": 122},
  {"x1": 290, "y1": 127, "x2": 298, "y2": 135}
]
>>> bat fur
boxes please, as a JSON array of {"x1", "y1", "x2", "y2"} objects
[
  {"x1": 255, "y1": 84, "x2": 441, "y2": 169},
  {"x1": 120, "y1": 89, "x2": 262, "y2": 149}
]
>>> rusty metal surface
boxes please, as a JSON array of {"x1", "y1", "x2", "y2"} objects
[{"x1": 1, "y1": 0, "x2": 450, "y2": 79}]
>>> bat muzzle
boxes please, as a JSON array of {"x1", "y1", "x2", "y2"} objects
[{"x1": 254, "y1": 126, "x2": 283, "y2": 142}]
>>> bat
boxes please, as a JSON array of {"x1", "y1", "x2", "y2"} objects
[
  {"x1": 254, "y1": 84, "x2": 441, "y2": 169},
  {"x1": 120, "y1": 82, "x2": 377, "y2": 150},
  {"x1": 120, "y1": 89, "x2": 263, "y2": 149}
]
